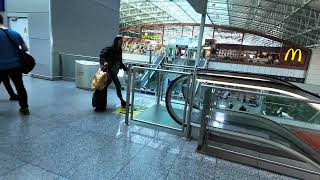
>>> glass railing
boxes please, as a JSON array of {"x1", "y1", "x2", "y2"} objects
[
  {"x1": 125, "y1": 66, "x2": 191, "y2": 131},
  {"x1": 197, "y1": 84, "x2": 320, "y2": 176},
  {"x1": 199, "y1": 80, "x2": 320, "y2": 129}
]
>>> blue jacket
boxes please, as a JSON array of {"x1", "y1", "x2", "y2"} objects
[{"x1": 0, "y1": 28, "x2": 24, "y2": 70}]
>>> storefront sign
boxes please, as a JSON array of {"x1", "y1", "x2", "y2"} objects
[
  {"x1": 142, "y1": 33, "x2": 161, "y2": 40},
  {"x1": 285, "y1": 48, "x2": 302, "y2": 62}
]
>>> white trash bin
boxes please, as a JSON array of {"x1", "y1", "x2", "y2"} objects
[{"x1": 75, "y1": 60, "x2": 100, "y2": 90}]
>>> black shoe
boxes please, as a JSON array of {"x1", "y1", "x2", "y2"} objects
[
  {"x1": 94, "y1": 107, "x2": 106, "y2": 112},
  {"x1": 10, "y1": 94, "x2": 19, "y2": 101},
  {"x1": 121, "y1": 101, "x2": 127, "y2": 108},
  {"x1": 19, "y1": 108, "x2": 30, "y2": 115}
]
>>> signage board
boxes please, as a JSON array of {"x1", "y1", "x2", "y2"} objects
[
  {"x1": 142, "y1": 32, "x2": 161, "y2": 40},
  {"x1": 284, "y1": 48, "x2": 302, "y2": 63}
]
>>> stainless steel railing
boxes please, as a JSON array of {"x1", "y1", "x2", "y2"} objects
[{"x1": 125, "y1": 65, "x2": 193, "y2": 133}]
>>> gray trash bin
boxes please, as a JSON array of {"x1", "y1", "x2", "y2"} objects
[{"x1": 75, "y1": 60, "x2": 100, "y2": 90}]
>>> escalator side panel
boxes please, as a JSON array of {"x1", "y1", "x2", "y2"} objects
[{"x1": 293, "y1": 130, "x2": 320, "y2": 151}]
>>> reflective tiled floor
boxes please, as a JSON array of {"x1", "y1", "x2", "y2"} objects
[{"x1": 0, "y1": 76, "x2": 296, "y2": 180}]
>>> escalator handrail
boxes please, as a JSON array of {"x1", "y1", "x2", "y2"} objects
[
  {"x1": 197, "y1": 69, "x2": 320, "y2": 100},
  {"x1": 165, "y1": 73, "x2": 320, "y2": 127},
  {"x1": 200, "y1": 81, "x2": 320, "y2": 104}
]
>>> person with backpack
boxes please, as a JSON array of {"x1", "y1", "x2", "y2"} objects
[
  {"x1": 0, "y1": 15, "x2": 30, "y2": 115},
  {"x1": 95, "y1": 36, "x2": 128, "y2": 111}
]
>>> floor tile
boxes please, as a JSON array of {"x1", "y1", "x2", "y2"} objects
[
  {"x1": 113, "y1": 159, "x2": 169, "y2": 180},
  {"x1": 146, "y1": 134, "x2": 184, "y2": 154},
  {"x1": 0, "y1": 153, "x2": 25, "y2": 176},
  {"x1": 170, "y1": 151, "x2": 216, "y2": 179},
  {"x1": 131, "y1": 146, "x2": 178, "y2": 169},
  {"x1": 259, "y1": 169, "x2": 299, "y2": 180},
  {"x1": 216, "y1": 159, "x2": 260, "y2": 177},
  {"x1": 64, "y1": 138, "x2": 145, "y2": 180},
  {"x1": 166, "y1": 170, "x2": 214, "y2": 180},
  {"x1": 55, "y1": 176, "x2": 70, "y2": 180},
  {"x1": 214, "y1": 171, "x2": 259, "y2": 180},
  {"x1": 30, "y1": 131, "x2": 110, "y2": 175},
  {"x1": 113, "y1": 146, "x2": 178, "y2": 180},
  {"x1": 0, "y1": 163, "x2": 58, "y2": 180}
]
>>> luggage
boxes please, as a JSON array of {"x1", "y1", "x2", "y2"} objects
[
  {"x1": 92, "y1": 87, "x2": 107, "y2": 110},
  {"x1": 92, "y1": 68, "x2": 108, "y2": 91}
]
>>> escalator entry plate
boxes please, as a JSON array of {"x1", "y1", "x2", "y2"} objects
[{"x1": 114, "y1": 106, "x2": 146, "y2": 117}]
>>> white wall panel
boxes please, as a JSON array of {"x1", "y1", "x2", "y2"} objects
[
  {"x1": 6, "y1": 0, "x2": 49, "y2": 13},
  {"x1": 306, "y1": 49, "x2": 320, "y2": 85},
  {"x1": 51, "y1": 0, "x2": 120, "y2": 77},
  {"x1": 28, "y1": 13, "x2": 50, "y2": 39}
]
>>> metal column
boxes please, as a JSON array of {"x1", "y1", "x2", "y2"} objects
[
  {"x1": 184, "y1": 13, "x2": 206, "y2": 139},
  {"x1": 196, "y1": 13, "x2": 206, "y2": 65},
  {"x1": 125, "y1": 64, "x2": 132, "y2": 125}
]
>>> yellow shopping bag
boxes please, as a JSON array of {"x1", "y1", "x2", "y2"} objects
[{"x1": 92, "y1": 69, "x2": 108, "y2": 90}]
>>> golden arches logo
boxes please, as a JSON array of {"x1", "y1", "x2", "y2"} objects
[{"x1": 285, "y1": 48, "x2": 302, "y2": 63}]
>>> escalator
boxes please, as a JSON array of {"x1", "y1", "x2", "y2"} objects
[
  {"x1": 140, "y1": 54, "x2": 165, "y2": 88},
  {"x1": 166, "y1": 69, "x2": 320, "y2": 125},
  {"x1": 164, "y1": 70, "x2": 320, "y2": 178}
]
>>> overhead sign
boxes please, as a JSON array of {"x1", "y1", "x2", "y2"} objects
[{"x1": 285, "y1": 48, "x2": 302, "y2": 63}]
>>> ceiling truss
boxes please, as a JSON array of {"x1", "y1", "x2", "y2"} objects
[{"x1": 120, "y1": 0, "x2": 320, "y2": 47}]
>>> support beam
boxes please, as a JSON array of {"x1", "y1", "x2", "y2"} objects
[
  {"x1": 226, "y1": 0, "x2": 231, "y2": 26},
  {"x1": 266, "y1": 0, "x2": 314, "y2": 34},
  {"x1": 196, "y1": 13, "x2": 206, "y2": 65},
  {"x1": 286, "y1": 25, "x2": 320, "y2": 40},
  {"x1": 187, "y1": 0, "x2": 208, "y2": 14}
]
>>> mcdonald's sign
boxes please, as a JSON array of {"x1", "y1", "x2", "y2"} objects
[{"x1": 285, "y1": 48, "x2": 302, "y2": 63}]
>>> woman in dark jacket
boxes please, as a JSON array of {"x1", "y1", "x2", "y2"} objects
[{"x1": 100, "y1": 36, "x2": 128, "y2": 108}]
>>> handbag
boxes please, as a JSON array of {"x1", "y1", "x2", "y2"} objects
[
  {"x1": 0, "y1": 28, "x2": 36, "y2": 74},
  {"x1": 92, "y1": 68, "x2": 109, "y2": 90}
]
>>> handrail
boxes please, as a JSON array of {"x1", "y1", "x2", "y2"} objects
[
  {"x1": 195, "y1": 70, "x2": 320, "y2": 102},
  {"x1": 199, "y1": 68, "x2": 320, "y2": 99},
  {"x1": 132, "y1": 66, "x2": 191, "y2": 75},
  {"x1": 123, "y1": 61, "x2": 153, "y2": 66},
  {"x1": 164, "y1": 66, "x2": 194, "y2": 70},
  {"x1": 201, "y1": 83, "x2": 320, "y2": 106},
  {"x1": 164, "y1": 63, "x2": 194, "y2": 68}
]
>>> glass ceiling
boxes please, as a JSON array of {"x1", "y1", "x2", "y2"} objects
[{"x1": 120, "y1": 0, "x2": 320, "y2": 47}]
